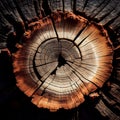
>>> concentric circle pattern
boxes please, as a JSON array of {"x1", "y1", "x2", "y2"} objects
[{"x1": 13, "y1": 12, "x2": 113, "y2": 111}]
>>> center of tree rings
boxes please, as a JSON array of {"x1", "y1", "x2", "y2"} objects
[
  {"x1": 13, "y1": 12, "x2": 113, "y2": 111},
  {"x1": 34, "y1": 38, "x2": 81, "y2": 78}
]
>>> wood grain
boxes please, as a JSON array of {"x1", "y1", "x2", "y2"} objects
[{"x1": 13, "y1": 12, "x2": 113, "y2": 111}]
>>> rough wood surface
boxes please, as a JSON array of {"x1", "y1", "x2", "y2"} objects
[
  {"x1": 12, "y1": 12, "x2": 113, "y2": 111},
  {"x1": 0, "y1": 0, "x2": 120, "y2": 119}
]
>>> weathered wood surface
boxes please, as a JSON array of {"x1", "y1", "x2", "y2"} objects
[
  {"x1": 12, "y1": 11, "x2": 113, "y2": 111},
  {"x1": 0, "y1": 0, "x2": 120, "y2": 119}
]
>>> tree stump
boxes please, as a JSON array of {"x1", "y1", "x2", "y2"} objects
[{"x1": 13, "y1": 12, "x2": 113, "y2": 111}]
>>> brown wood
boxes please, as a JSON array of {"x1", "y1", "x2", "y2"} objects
[{"x1": 12, "y1": 12, "x2": 113, "y2": 111}]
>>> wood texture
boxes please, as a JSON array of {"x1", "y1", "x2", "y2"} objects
[
  {"x1": 0, "y1": 0, "x2": 120, "y2": 119},
  {"x1": 12, "y1": 12, "x2": 113, "y2": 111}
]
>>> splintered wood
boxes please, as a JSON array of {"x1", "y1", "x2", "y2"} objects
[{"x1": 12, "y1": 12, "x2": 113, "y2": 111}]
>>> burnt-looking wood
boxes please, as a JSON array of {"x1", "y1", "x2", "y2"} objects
[
  {"x1": 0, "y1": 0, "x2": 120, "y2": 119},
  {"x1": 12, "y1": 12, "x2": 113, "y2": 111}
]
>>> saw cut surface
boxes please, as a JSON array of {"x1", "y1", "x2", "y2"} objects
[{"x1": 13, "y1": 12, "x2": 113, "y2": 111}]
